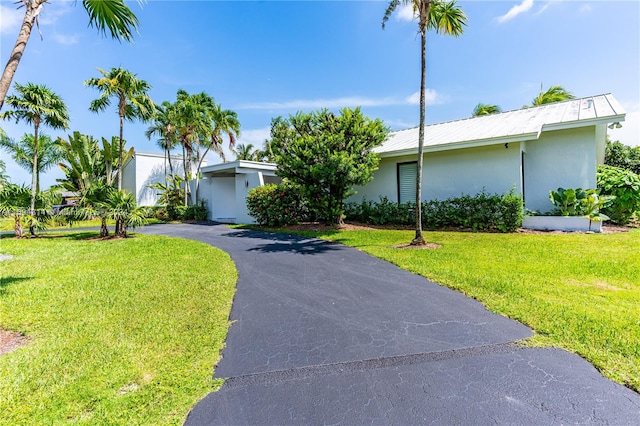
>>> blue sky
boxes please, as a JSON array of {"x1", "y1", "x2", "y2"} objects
[{"x1": 1, "y1": 0, "x2": 639, "y2": 189}]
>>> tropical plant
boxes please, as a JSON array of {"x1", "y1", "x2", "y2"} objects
[
  {"x1": 102, "y1": 189, "x2": 147, "y2": 237},
  {"x1": 0, "y1": 158, "x2": 9, "y2": 189},
  {"x1": 0, "y1": 82, "x2": 69, "y2": 235},
  {"x1": 0, "y1": 183, "x2": 54, "y2": 237},
  {"x1": 531, "y1": 84, "x2": 575, "y2": 106},
  {"x1": 85, "y1": 67, "x2": 155, "y2": 190},
  {"x1": 597, "y1": 165, "x2": 640, "y2": 225},
  {"x1": 382, "y1": 0, "x2": 467, "y2": 245},
  {"x1": 147, "y1": 173, "x2": 185, "y2": 217},
  {"x1": 0, "y1": 133, "x2": 63, "y2": 192},
  {"x1": 145, "y1": 101, "x2": 179, "y2": 181},
  {"x1": 233, "y1": 144, "x2": 258, "y2": 161},
  {"x1": 605, "y1": 138, "x2": 640, "y2": 175},
  {"x1": 549, "y1": 187, "x2": 587, "y2": 216},
  {"x1": 472, "y1": 103, "x2": 502, "y2": 117},
  {"x1": 0, "y1": 0, "x2": 140, "y2": 110},
  {"x1": 270, "y1": 107, "x2": 388, "y2": 224},
  {"x1": 246, "y1": 181, "x2": 310, "y2": 227}
]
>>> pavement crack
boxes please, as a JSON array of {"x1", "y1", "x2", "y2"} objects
[{"x1": 217, "y1": 342, "x2": 521, "y2": 390}]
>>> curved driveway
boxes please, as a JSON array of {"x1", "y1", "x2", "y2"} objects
[{"x1": 139, "y1": 223, "x2": 640, "y2": 425}]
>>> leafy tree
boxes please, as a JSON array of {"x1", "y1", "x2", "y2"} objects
[
  {"x1": 531, "y1": 84, "x2": 575, "y2": 106},
  {"x1": 0, "y1": 82, "x2": 69, "y2": 235},
  {"x1": 605, "y1": 138, "x2": 640, "y2": 175},
  {"x1": 472, "y1": 103, "x2": 502, "y2": 117},
  {"x1": 0, "y1": 0, "x2": 140, "y2": 110},
  {"x1": 597, "y1": 165, "x2": 640, "y2": 225},
  {"x1": 85, "y1": 67, "x2": 155, "y2": 190},
  {"x1": 270, "y1": 107, "x2": 388, "y2": 224},
  {"x1": 0, "y1": 133, "x2": 63, "y2": 192},
  {"x1": 383, "y1": 0, "x2": 467, "y2": 245}
]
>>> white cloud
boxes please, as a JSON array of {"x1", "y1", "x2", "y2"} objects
[
  {"x1": 51, "y1": 33, "x2": 79, "y2": 45},
  {"x1": 497, "y1": 0, "x2": 535, "y2": 23},
  {"x1": 204, "y1": 127, "x2": 272, "y2": 165},
  {"x1": 237, "y1": 91, "x2": 443, "y2": 111},
  {"x1": 396, "y1": 4, "x2": 416, "y2": 22},
  {"x1": 0, "y1": 5, "x2": 23, "y2": 35},
  {"x1": 579, "y1": 4, "x2": 592, "y2": 14},
  {"x1": 406, "y1": 89, "x2": 443, "y2": 106}
]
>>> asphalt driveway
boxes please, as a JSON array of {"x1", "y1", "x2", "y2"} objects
[{"x1": 138, "y1": 223, "x2": 640, "y2": 425}]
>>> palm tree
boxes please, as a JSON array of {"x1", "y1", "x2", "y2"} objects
[
  {"x1": 531, "y1": 85, "x2": 575, "y2": 106},
  {"x1": 194, "y1": 102, "x2": 240, "y2": 203},
  {"x1": 233, "y1": 144, "x2": 257, "y2": 161},
  {"x1": 0, "y1": 82, "x2": 69, "y2": 234},
  {"x1": 145, "y1": 101, "x2": 179, "y2": 182},
  {"x1": 85, "y1": 67, "x2": 155, "y2": 190},
  {"x1": 383, "y1": 0, "x2": 467, "y2": 245},
  {"x1": 0, "y1": 0, "x2": 140, "y2": 110},
  {"x1": 472, "y1": 103, "x2": 502, "y2": 117},
  {"x1": 0, "y1": 133, "x2": 63, "y2": 192}
]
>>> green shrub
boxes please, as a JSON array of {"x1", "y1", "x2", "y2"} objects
[
  {"x1": 345, "y1": 189, "x2": 524, "y2": 233},
  {"x1": 184, "y1": 204, "x2": 208, "y2": 221},
  {"x1": 246, "y1": 182, "x2": 309, "y2": 227},
  {"x1": 597, "y1": 165, "x2": 640, "y2": 225},
  {"x1": 155, "y1": 208, "x2": 170, "y2": 221}
]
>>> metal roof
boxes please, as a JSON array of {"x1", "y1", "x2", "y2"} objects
[
  {"x1": 201, "y1": 160, "x2": 277, "y2": 177},
  {"x1": 377, "y1": 93, "x2": 626, "y2": 157}
]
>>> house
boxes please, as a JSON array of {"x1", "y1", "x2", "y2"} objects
[
  {"x1": 198, "y1": 160, "x2": 281, "y2": 223},
  {"x1": 122, "y1": 151, "x2": 192, "y2": 206},
  {"x1": 349, "y1": 94, "x2": 626, "y2": 218}
]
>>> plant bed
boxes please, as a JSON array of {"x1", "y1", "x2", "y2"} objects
[{"x1": 522, "y1": 215, "x2": 602, "y2": 232}]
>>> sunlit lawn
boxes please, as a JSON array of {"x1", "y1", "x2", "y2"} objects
[
  {"x1": 0, "y1": 233, "x2": 237, "y2": 425},
  {"x1": 282, "y1": 227, "x2": 640, "y2": 392}
]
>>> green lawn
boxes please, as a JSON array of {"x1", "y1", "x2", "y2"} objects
[
  {"x1": 285, "y1": 227, "x2": 640, "y2": 392},
  {"x1": 0, "y1": 233, "x2": 237, "y2": 425}
]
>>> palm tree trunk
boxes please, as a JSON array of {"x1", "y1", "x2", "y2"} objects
[
  {"x1": 14, "y1": 213, "x2": 24, "y2": 238},
  {"x1": 29, "y1": 123, "x2": 40, "y2": 236},
  {"x1": 117, "y1": 114, "x2": 124, "y2": 191},
  {"x1": 411, "y1": 28, "x2": 427, "y2": 246},
  {"x1": 100, "y1": 217, "x2": 109, "y2": 238},
  {"x1": 0, "y1": 1, "x2": 45, "y2": 111}
]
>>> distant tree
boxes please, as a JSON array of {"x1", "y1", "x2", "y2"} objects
[
  {"x1": 270, "y1": 107, "x2": 388, "y2": 224},
  {"x1": 0, "y1": 158, "x2": 8, "y2": 188},
  {"x1": 0, "y1": 82, "x2": 69, "y2": 235},
  {"x1": 233, "y1": 144, "x2": 259, "y2": 161},
  {"x1": 0, "y1": 0, "x2": 140, "y2": 110},
  {"x1": 0, "y1": 133, "x2": 63, "y2": 192},
  {"x1": 605, "y1": 137, "x2": 640, "y2": 175},
  {"x1": 472, "y1": 103, "x2": 502, "y2": 117},
  {"x1": 85, "y1": 67, "x2": 155, "y2": 191},
  {"x1": 531, "y1": 84, "x2": 575, "y2": 106},
  {"x1": 383, "y1": 0, "x2": 468, "y2": 245}
]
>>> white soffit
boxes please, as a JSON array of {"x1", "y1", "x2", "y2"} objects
[{"x1": 376, "y1": 93, "x2": 626, "y2": 156}]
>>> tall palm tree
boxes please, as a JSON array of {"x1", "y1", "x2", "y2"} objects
[
  {"x1": 0, "y1": 0, "x2": 140, "y2": 111},
  {"x1": 383, "y1": 0, "x2": 467, "y2": 245},
  {"x1": 531, "y1": 85, "x2": 575, "y2": 106},
  {"x1": 145, "y1": 101, "x2": 178, "y2": 181},
  {"x1": 0, "y1": 82, "x2": 69, "y2": 234},
  {"x1": 85, "y1": 67, "x2": 155, "y2": 190},
  {"x1": 194, "y1": 102, "x2": 240, "y2": 203},
  {"x1": 0, "y1": 133, "x2": 63, "y2": 192},
  {"x1": 233, "y1": 143, "x2": 258, "y2": 161},
  {"x1": 472, "y1": 103, "x2": 502, "y2": 117}
]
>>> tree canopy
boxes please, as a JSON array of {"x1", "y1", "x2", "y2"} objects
[{"x1": 269, "y1": 107, "x2": 388, "y2": 224}]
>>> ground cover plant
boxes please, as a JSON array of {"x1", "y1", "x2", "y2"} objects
[
  {"x1": 280, "y1": 227, "x2": 640, "y2": 392},
  {"x1": 0, "y1": 233, "x2": 236, "y2": 424}
]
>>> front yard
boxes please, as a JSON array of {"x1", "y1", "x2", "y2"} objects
[
  {"x1": 0, "y1": 234, "x2": 237, "y2": 425},
  {"x1": 286, "y1": 226, "x2": 640, "y2": 393}
]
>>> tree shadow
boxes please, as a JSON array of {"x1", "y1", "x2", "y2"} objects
[
  {"x1": 224, "y1": 229, "x2": 344, "y2": 255},
  {"x1": 0, "y1": 276, "x2": 32, "y2": 296}
]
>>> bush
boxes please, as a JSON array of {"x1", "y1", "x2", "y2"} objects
[
  {"x1": 184, "y1": 204, "x2": 208, "y2": 221},
  {"x1": 246, "y1": 182, "x2": 309, "y2": 227},
  {"x1": 597, "y1": 165, "x2": 640, "y2": 225},
  {"x1": 345, "y1": 189, "x2": 524, "y2": 233}
]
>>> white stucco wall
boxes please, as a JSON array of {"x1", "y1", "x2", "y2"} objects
[
  {"x1": 205, "y1": 177, "x2": 236, "y2": 222},
  {"x1": 349, "y1": 143, "x2": 522, "y2": 203},
  {"x1": 122, "y1": 152, "x2": 185, "y2": 206},
  {"x1": 523, "y1": 126, "x2": 596, "y2": 213},
  {"x1": 235, "y1": 172, "x2": 264, "y2": 224}
]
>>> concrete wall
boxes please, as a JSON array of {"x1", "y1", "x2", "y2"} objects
[
  {"x1": 523, "y1": 126, "x2": 596, "y2": 213},
  {"x1": 350, "y1": 143, "x2": 522, "y2": 203},
  {"x1": 235, "y1": 172, "x2": 264, "y2": 224},
  {"x1": 205, "y1": 177, "x2": 236, "y2": 222}
]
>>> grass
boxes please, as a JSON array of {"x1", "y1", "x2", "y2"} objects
[
  {"x1": 280, "y1": 227, "x2": 640, "y2": 392},
  {"x1": 0, "y1": 218, "x2": 165, "y2": 232},
  {"x1": 0, "y1": 233, "x2": 237, "y2": 425}
]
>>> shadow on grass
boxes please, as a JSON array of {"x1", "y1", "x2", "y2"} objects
[{"x1": 0, "y1": 276, "x2": 32, "y2": 296}]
